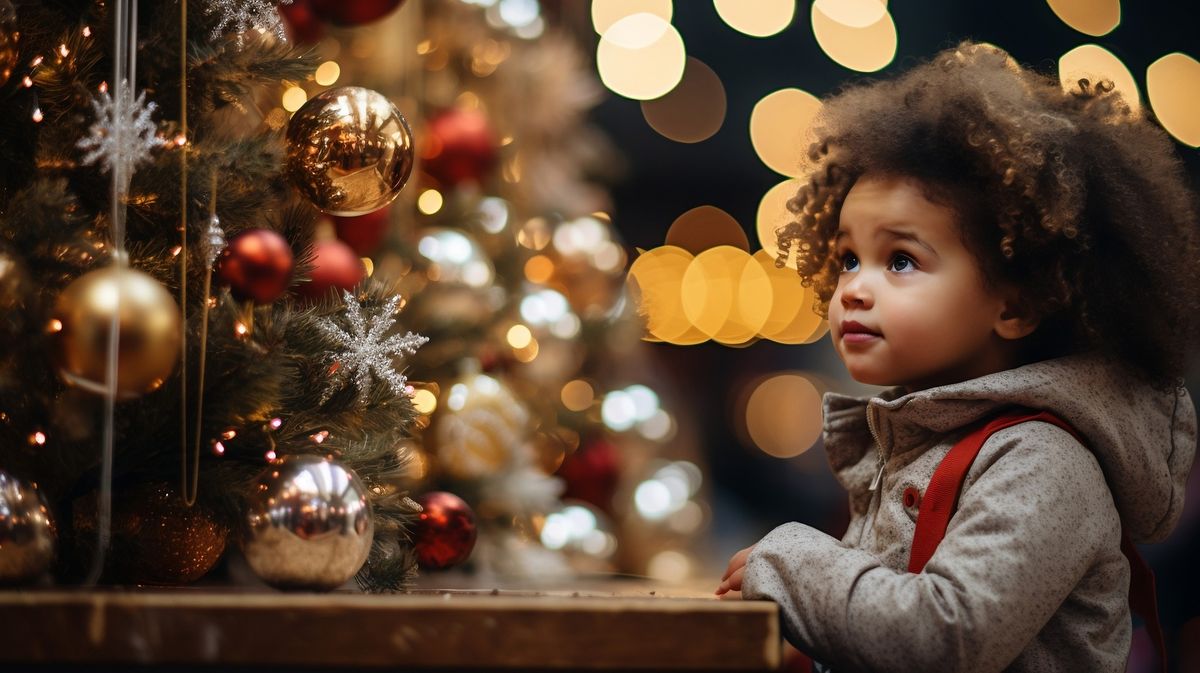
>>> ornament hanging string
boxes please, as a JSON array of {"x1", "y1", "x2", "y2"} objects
[
  {"x1": 178, "y1": 0, "x2": 196, "y2": 507},
  {"x1": 87, "y1": 0, "x2": 139, "y2": 585},
  {"x1": 188, "y1": 170, "x2": 223, "y2": 506}
]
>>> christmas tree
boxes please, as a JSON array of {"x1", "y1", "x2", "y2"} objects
[{"x1": 0, "y1": 0, "x2": 425, "y2": 590}]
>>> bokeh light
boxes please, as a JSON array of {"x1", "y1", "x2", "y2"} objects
[
  {"x1": 1046, "y1": 0, "x2": 1120, "y2": 37},
  {"x1": 641, "y1": 57, "x2": 726, "y2": 144},
  {"x1": 756, "y1": 178, "x2": 802, "y2": 269},
  {"x1": 1147, "y1": 52, "x2": 1200, "y2": 147},
  {"x1": 680, "y1": 246, "x2": 771, "y2": 344},
  {"x1": 626, "y1": 246, "x2": 708, "y2": 344},
  {"x1": 713, "y1": 0, "x2": 795, "y2": 38},
  {"x1": 561, "y1": 379, "x2": 595, "y2": 411},
  {"x1": 410, "y1": 389, "x2": 438, "y2": 415},
  {"x1": 811, "y1": 3, "x2": 897, "y2": 72},
  {"x1": 591, "y1": 0, "x2": 673, "y2": 34},
  {"x1": 1059, "y1": 44, "x2": 1140, "y2": 109},
  {"x1": 417, "y1": 189, "x2": 444, "y2": 215},
  {"x1": 744, "y1": 372, "x2": 823, "y2": 458},
  {"x1": 646, "y1": 550, "x2": 692, "y2": 581},
  {"x1": 314, "y1": 61, "x2": 341, "y2": 86},
  {"x1": 750, "y1": 88, "x2": 822, "y2": 177},
  {"x1": 597, "y1": 13, "x2": 687, "y2": 100},
  {"x1": 282, "y1": 86, "x2": 307, "y2": 112},
  {"x1": 665, "y1": 205, "x2": 749, "y2": 254},
  {"x1": 813, "y1": 0, "x2": 888, "y2": 28},
  {"x1": 752, "y1": 250, "x2": 824, "y2": 344}
]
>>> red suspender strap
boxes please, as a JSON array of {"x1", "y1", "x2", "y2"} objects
[{"x1": 907, "y1": 410, "x2": 1167, "y2": 673}]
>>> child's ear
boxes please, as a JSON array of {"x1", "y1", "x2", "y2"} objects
[{"x1": 994, "y1": 290, "x2": 1040, "y2": 340}]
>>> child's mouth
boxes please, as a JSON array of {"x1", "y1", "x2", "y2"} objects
[{"x1": 840, "y1": 320, "x2": 881, "y2": 343}]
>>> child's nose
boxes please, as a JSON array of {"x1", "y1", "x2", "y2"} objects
[{"x1": 839, "y1": 273, "x2": 874, "y2": 308}]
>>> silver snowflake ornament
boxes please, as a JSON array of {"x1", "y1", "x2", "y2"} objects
[
  {"x1": 205, "y1": 0, "x2": 294, "y2": 46},
  {"x1": 316, "y1": 290, "x2": 429, "y2": 405},
  {"x1": 77, "y1": 81, "x2": 163, "y2": 174}
]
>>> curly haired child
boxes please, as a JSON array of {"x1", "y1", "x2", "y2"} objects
[{"x1": 714, "y1": 41, "x2": 1199, "y2": 672}]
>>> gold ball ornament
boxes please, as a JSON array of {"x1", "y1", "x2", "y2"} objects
[
  {"x1": 286, "y1": 86, "x2": 415, "y2": 217},
  {"x1": 48, "y1": 266, "x2": 181, "y2": 398},
  {"x1": 0, "y1": 1, "x2": 17, "y2": 89}
]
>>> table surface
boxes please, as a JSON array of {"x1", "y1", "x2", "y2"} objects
[{"x1": 0, "y1": 578, "x2": 781, "y2": 671}]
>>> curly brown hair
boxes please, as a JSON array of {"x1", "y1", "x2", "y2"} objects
[{"x1": 776, "y1": 41, "x2": 1200, "y2": 386}]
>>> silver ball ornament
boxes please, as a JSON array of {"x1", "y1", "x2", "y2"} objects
[
  {"x1": 241, "y1": 456, "x2": 374, "y2": 591},
  {"x1": 0, "y1": 470, "x2": 56, "y2": 584}
]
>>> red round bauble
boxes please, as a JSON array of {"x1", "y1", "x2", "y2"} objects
[
  {"x1": 412, "y1": 491, "x2": 477, "y2": 570},
  {"x1": 216, "y1": 228, "x2": 295, "y2": 304},
  {"x1": 421, "y1": 108, "x2": 499, "y2": 188},
  {"x1": 309, "y1": 0, "x2": 405, "y2": 26},
  {"x1": 296, "y1": 239, "x2": 365, "y2": 301},
  {"x1": 557, "y1": 437, "x2": 621, "y2": 514},
  {"x1": 333, "y1": 207, "x2": 390, "y2": 256},
  {"x1": 279, "y1": 0, "x2": 327, "y2": 45}
]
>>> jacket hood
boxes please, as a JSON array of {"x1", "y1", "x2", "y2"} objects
[{"x1": 823, "y1": 353, "x2": 1196, "y2": 543}]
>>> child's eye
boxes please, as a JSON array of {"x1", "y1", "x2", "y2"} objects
[
  {"x1": 889, "y1": 253, "x2": 917, "y2": 273},
  {"x1": 839, "y1": 252, "x2": 859, "y2": 273}
]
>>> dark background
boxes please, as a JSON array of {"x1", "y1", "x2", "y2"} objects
[{"x1": 584, "y1": 2, "x2": 1200, "y2": 670}]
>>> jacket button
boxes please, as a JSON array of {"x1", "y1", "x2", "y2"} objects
[{"x1": 903, "y1": 487, "x2": 920, "y2": 508}]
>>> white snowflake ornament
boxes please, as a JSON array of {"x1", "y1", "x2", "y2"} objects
[
  {"x1": 77, "y1": 81, "x2": 164, "y2": 174},
  {"x1": 205, "y1": 0, "x2": 294, "y2": 46},
  {"x1": 316, "y1": 290, "x2": 429, "y2": 405}
]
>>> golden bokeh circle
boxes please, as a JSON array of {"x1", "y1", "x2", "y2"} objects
[
  {"x1": 591, "y1": 0, "x2": 673, "y2": 34},
  {"x1": 1046, "y1": 0, "x2": 1120, "y2": 37},
  {"x1": 756, "y1": 178, "x2": 803, "y2": 269},
  {"x1": 626, "y1": 246, "x2": 708, "y2": 344},
  {"x1": 1147, "y1": 52, "x2": 1200, "y2": 147},
  {"x1": 665, "y1": 205, "x2": 749, "y2": 254},
  {"x1": 680, "y1": 246, "x2": 771, "y2": 343},
  {"x1": 561, "y1": 379, "x2": 596, "y2": 412},
  {"x1": 641, "y1": 57, "x2": 726, "y2": 144},
  {"x1": 813, "y1": 0, "x2": 888, "y2": 28},
  {"x1": 597, "y1": 13, "x2": 687, "y2": 101},
  {"x1": 713, "y1": 0, "x2": 795, "y2": 38},
  {"x1": 744, "y1": 373, "x2": 823, "y2": 458},
  {"x1": 750, "y1": 89, "x2": 822, "y2": 177},
  {"x1": 811, "y1": 3, "x2": 897, "y2": 73},
  {"x1": 1059, "y1": 44, "x2": 1140, "y2": 109}
]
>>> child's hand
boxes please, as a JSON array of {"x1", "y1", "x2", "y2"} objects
[{"x1": 715, "y1": 544, "x2": 755, "y2": 598}]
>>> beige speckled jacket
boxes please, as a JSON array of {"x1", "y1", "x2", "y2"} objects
[{"x1": 741, "y1": 354, "x2": 1196, "y2": 672}]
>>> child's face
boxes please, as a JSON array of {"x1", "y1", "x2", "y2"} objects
[{"x1": 828, "y1": 174, "x2": 1019, "y2": 391}]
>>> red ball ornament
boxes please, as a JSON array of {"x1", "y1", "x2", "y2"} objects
[
  {"x1": 216, "y1": 228, "x2": 295, "y2": 305},
  {"x1": 279, "y1": 0, "x2": 327, "y2": 45},
  {"x1": 309, "y1": 0, "x2": 405, "y2": 26},
  {"x1": 557, "y1": 437, "x2": 622, "y2": 514},
  {"x1": 296, "y1": 239, "x2": 365, "y2": 301},
  {"x1": 421, "y1": 108, "x2": 499, "y2": 188},
  {"x1": 412, "y1": 491, "x2": 477, "y2": 570},
  {"x1": 333, "y1": 207, "x2": 390, "y2": 255}
]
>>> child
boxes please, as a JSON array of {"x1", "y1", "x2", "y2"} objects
[{"x1": 714, "y1": 42, "x2": 1199, "y2": 672}]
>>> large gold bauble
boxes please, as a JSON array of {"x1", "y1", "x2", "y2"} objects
[
  {"x1": 49, "y1": 266, "x2": 181, "y2": 399},
  {"x1": 286, "y1": 86, "x2": 414, "y2": 217},
  {"x1": 0, "y1": 1, "x2": 17, "y2": 89}
]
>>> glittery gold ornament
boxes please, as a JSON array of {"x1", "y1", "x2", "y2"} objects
[
  {"x1": 0, "y1": 1, "x2": 17, "y2": 89},
  {"x1": 430, "y1": 369, "x2": 529, "y2": 479},
  {"x1": 0, "y1": 470, "x2": 56, "y2": 585},
  {"x1": 48, "y1": 266, "x2": 181, "y2": 399},
  {"x1": 241, "y1": 455, "x2": 374, "y2": 591},
  {"x1": 73, "y1": 482, "x2": 229, "y2": 585},
  {"x1": 286, "y1": 86, "x2": 414, "y2": 217}
]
